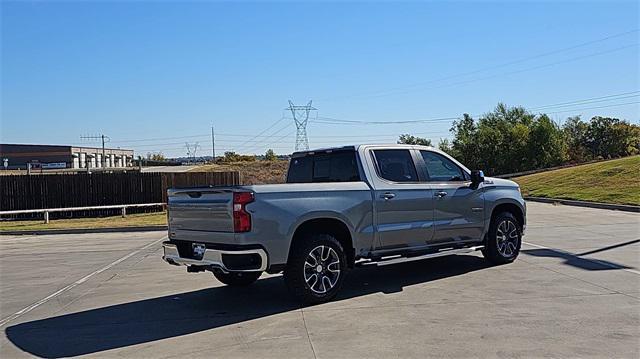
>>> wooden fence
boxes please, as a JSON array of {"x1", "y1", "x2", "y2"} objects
[{"x1": 0, "y1": 172, "x2": 240, "y2": 217}]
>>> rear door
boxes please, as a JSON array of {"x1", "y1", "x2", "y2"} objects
[
  {"x1": 417, "y1": 150, "x2": 485, "y2": 245},
  {"x1": 363, "y1": 147, "x2": 435, "y2": 250}
]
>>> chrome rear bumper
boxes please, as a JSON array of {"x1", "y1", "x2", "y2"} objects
[{"x1": 162, "y1": 243, "x2": 268, "y2": 272}]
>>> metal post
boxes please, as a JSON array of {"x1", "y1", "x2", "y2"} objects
[
  {"x1": 211, "y1": 125, "x2": 215, "y2": 162},
  {"x1": 44, "y1": 211, "x2": 49, "y2": 224},
  {"x1": 121, "y1": 207, "x2": 127, "y2": 218},
  {"x1": 101, "y1": 134, "x2": 106, "y2": 169}
]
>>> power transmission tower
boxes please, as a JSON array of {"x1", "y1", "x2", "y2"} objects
[
  {"x1": 185, "y1": 142, "x2": 200, "y2": 164},
  {"x1": 287, "y1": 100, "x2": 316, "y2": 151},
  {"x1": 80, "y1": 133, "x2": 110, "y2": 168}
]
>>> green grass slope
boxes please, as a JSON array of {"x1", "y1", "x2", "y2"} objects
[{"x1": 513, "y1": 156, "x2": 640, "y2": 206}]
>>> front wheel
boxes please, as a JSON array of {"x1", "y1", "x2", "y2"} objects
[
  {"x1": 283, "y1": 234, "x2": 347, "y2": 305},
  {"x1": 213, "y1": 271, "x2": 262, "y2": 286},
  {"x1": 483, "y1": 212, "x2": 522, "y2": 265}
]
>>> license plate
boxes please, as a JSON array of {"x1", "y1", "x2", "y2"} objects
[{"x1": 192, "y1": 243, "x2": 206, "y2": 260}]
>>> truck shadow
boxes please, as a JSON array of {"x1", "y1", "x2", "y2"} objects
[
  {"x1": 521, "y1": 247, "x2": 635, "y2": 271},
  {"x1": 6, "y1": 255, "x2": 488, "y2": 358}
]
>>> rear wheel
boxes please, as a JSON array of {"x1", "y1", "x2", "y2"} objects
[
  {"x1": 284, "y1": 234, "x2": 347, "y2": 305},
  {"x1": 213, "y1": 271, "x2": 262, "y2": 286},
  {"x1": 483, "y1": 211, "x2": 522, "y2": 265}
]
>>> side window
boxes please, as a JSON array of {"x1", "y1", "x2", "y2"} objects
[
  {"x1": 372, "y1": 149, "x2": 418, "y2": 182},
  {"x1": 287, "y1": 151, "x2": 361, "y2": 183},
  {"x1": 420, "y1": 151, "x2": 465, "y2": 181}
]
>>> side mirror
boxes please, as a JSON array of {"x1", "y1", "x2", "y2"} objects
[{"x1": 471, "y1": 170, "x2": 485, "y2": 187}]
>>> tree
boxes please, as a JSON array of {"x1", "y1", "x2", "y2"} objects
[
  {"x1": 527, "y1": 114, "x2": 566, "y2": 169},
  {"x1": 585, "y1": 117, "x2": 639, "y2": 159},
  {"x1": 221, "y1": 151, "x2": 256, "y2": 163},
  {"x1": 443, "y1": 103, "x2": 639, "y2": 175},
  {"x1": 563, "y1": 116, "x2": 590, "y2": 162},
  {"x1": 146, "y1": 152, "x2": 166, "y2": 161},
  {"x1": 264, "y1": 149, "x2": 277, "y2": 161},
  {"x1": 397, "y1": 134, "x2": 432, "y2": 146},
  {"x1": 447, "y1": 104, "x2": 566, "y2": 175},
  {"x1": 437, "y1": 138, "x2": 452, "y2": 154},
  {"x1": 560, "y1": 116, "x2": 640, "y2": 161}
]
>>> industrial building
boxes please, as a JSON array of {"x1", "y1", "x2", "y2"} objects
[{"x1": 0, "y1": 144, "x2": 134, "y2": 170}]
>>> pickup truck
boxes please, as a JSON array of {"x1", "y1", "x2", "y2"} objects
[{"x1": 163, "y1": 144, "x2": 526, "y2": 304}]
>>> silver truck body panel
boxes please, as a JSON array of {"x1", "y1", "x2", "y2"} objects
[{"x1": 165, "y1": 144, "x2": 526, "y2": 272}]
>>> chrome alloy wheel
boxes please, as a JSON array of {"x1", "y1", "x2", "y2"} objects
[
  {"x1": 496, "y1": 219, "x2": 519, "y2": 257},
  {"x1": 303, "y1": 245, "x2": 341, "y2": 294}
]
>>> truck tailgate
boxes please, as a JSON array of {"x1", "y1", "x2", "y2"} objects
[{"x1": 168, "y1": 188, "x2": 234, "y2": 232}]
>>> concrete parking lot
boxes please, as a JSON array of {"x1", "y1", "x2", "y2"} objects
[{"x1": 0, "y1": 202, "x2": 638, "y2": 358}]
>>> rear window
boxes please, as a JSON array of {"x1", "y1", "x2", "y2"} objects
[
  {"x1": 287, "y1": 151, "x2": 361, "y2": 183},
  {"x1": 372, "y1": 149, "x2": 418, "y2": 182}
]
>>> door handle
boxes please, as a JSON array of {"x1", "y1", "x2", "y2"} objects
[
  {"x1": 435, "y1": 191, "x2": 448, "y2": 198},
  {"x1": 380, "y1": 192, "x2": 396, "y2": 200}
]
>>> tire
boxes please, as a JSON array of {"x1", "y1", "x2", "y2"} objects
[
  {"x1": 483, "y1": 211, "x2": 522, "y2": 265},
  {"x1": 213, "y1": 271, "x2": 262, "y2": 286},
  {"x1": 283, "y1": 233, "x2": 348, "y2": 305}
]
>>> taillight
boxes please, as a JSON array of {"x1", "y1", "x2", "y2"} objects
[{"x1": 233, "y1": 192, "x2": 254, "y2": 232}]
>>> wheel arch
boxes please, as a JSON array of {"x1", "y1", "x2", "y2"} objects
[
  {"x1": 491, "y1": 202, "x2": 525, "y2": 229},
  {"x1": 288, "y1": 216, "x2": 356, "y2": 268}
]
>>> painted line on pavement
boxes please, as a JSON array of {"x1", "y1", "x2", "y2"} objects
[{"x1": 0, "y1": 236, "x2": 166, "y2": 328}]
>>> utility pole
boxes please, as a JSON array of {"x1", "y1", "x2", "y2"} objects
[
  {"x1": 287, "y1": 100, "x2": 316, "y2": 151},
  {"x1": 80, "y1": 133, "x2": 110, "y2": 168},
  {"x1": 211, "y1": 125, "x2": 215, "y2": 162}
]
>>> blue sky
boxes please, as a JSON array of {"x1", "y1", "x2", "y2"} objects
[{"x1": 1, "y1": 1, "x2": 638, "y2": 157}]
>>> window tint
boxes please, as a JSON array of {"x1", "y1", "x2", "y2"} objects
[
  {"x1": 287, "y1": 151, "x2": 361, "y2": 183},
  {"x1": 372, "y1": 149, "x2": 418, "y2": 182},
  {"x1": 420, "y1": 151, "x2": 465, "y2": 181},
  {"x1": 287, "y1": 156, "x2": 312, "y2": 183}
]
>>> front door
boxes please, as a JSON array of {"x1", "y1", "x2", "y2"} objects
[
  {"x1": 367, "y1": 148, "x2": 435, "y2": 250},
  {"x1": 418, "y1": 150, "x2": 485, "y2": 245}
]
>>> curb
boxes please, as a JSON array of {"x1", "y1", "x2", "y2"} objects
[
  {"x1": 0, "y1": 225, "x2": 168, "y2": 236},
  {"x1": 525, "y1": 197, "x2": 640, "y2": 213}
]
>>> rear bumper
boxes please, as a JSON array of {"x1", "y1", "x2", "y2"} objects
[{"x1": 162, "y1": 242, "x2": 268, "y2": 272}]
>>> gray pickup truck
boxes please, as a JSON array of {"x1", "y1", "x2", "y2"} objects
[{"x1": 163, "y1": 144, "x2": 526, "y2": 304}]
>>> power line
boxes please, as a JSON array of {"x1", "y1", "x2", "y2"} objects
[
  {"x1": 233, "y1": 115, "x2": 288, "y2": 150},
  {"x1": 542, "y1": 101, "x2": 640, "y2": 115},
  {"x1": 79, "y1": 133, "x2": 110, "y2": 168},
  {"x1": 115, "y1": 91, "x2": 639, "y2": 155},
  {"x1": 123, "y1": 129, "x2": 452, "y2": 150},
  {"x1": 528, "y1": 91, "x2": 640, "y2": 110},
  {"x1": 314, "y1": 91, "x2": 639, "y2": 126},
  {"x1": 315, "y1": 116, "x2": 459, "y2": 125},
  {"x1": 356, "y1": 43, "x2": 639, "y2": 100},
  {"x1": 240, "y1": 122, "x2": 294, "y2": 154},
  {"x1": 135, "y1": 97, "x2": 638, "y2": 156},
  {"x1": 320, "y1": 29, "x2": 639, "y2": 102}
]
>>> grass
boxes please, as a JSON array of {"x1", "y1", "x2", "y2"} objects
[
  {"x1": 0, "y1": 211, "x2": 167, "y2": 232},
  {"x1": 192, "y1": 160, "x2": 289, "y2": 184},
  {"x1": 513, "y1": 156, "x2": 640, "y2": 206}
]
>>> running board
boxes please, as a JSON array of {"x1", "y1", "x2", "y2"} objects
[{"x1": 357, "y1": 245, "x2": 484, "y2": 267}]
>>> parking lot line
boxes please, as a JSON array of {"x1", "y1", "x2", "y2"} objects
[
  {"x1": 0, "y1": 236, "x2": 166, "y2": 328},
  {"x1": 523, "y1": 240, "x2": 640, "y2": 275}
]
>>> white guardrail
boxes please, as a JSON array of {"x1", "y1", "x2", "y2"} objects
[{"x1": 0, "y1": 203, "x2": 166, "y2": 223}]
